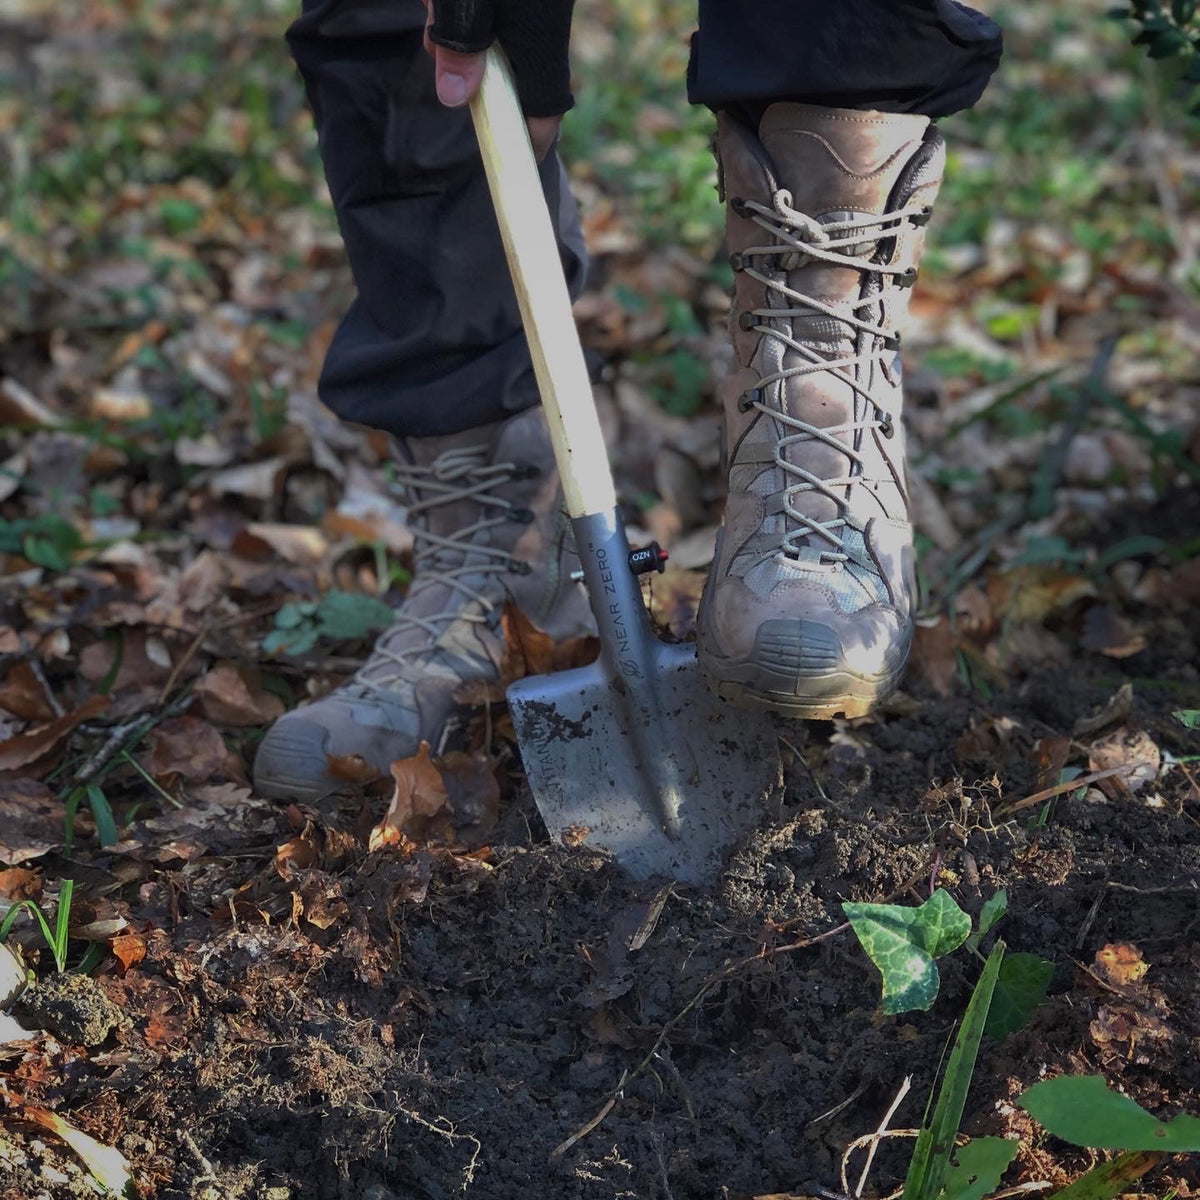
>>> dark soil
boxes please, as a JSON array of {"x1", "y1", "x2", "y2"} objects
[{"x1": 4, "y1": 644, "x2": 1198, "y2": 1200}]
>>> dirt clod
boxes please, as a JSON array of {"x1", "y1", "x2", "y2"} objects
[{"x1": 15, "y1": 973, "x2": 122, "y2": 1048}]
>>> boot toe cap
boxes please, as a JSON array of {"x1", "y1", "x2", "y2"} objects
[{"x1": 253, "y1": 716, "x2": 339, "y2": 802}]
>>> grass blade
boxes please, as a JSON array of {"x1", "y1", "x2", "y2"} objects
[
  {"x1": 903, "y1": 941, "x2": 1006, "y2": 1200},
  {"x1": 52, "y1": 880, "x2": 73, "y2": 972},
  {"x1": 86, "y1": 784, "x2": 120, "y2": 847},
  {"x1": 1048, "y1": 1151, "x2": 1165, "y2": 1200}
]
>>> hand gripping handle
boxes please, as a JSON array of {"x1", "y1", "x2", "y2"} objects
[{"x1": 468, "y1": 48, "x2": 616, "y2": 520}]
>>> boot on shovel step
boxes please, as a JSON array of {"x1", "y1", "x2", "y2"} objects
[{"x1": 698, "y1": 104, "x2": 946, "y2": 720}]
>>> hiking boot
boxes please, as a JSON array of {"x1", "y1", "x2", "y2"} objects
[
  {"x1": 697, "y1": 104, "x2": 945, "y2": 718},
  {"x1": 253, "y1": 406, "x2": 591, "y2": 801}
]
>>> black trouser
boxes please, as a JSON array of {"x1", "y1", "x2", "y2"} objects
[{"x1": 287, "y1": 1, "x2": 1002, "y2": 440}]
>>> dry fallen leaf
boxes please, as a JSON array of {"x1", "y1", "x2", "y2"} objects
[
  {"x1": 500, "y1": 603, "x2": 559, "y2": 682},
  {"x1": 1088, "y1": 727, "x2": 1160, "y2": 798},
  {"x1": 1031, "y1": 735, "x2": 1072, "y2": 792},
  {"x1": 1073, "y1": 682, "x2": 1134, "y2": 737},
  {"x1": 0, "y1": 779, "x2": 62, "y2": 865},
  {"x1": 146, "y1": 716, "x2": 234, "y2": 784},
  {"x1": 1095, "y1": 942, "x2": 1150, "y2": 987},
  {"x1": 325, "y1": 752, "x2": 383, "y2": 785},
  {"x1": 0, "y1": 694, "x2": 107, "y2": 775},
  {"x1": 240, "y1": 521, "x2": 327, "y2": 565},
  {"x1": 1080, "y1": 605, "x2": 1147, "y2": 659},
  {"x1": 987, "y1": 566, "x2": 1095, "y2": 625},
  {"x1": 195, "y1": 661, "x2": 285, "y2": 726},
  {"x1": 18, "y1": 1103, "x2": 134, "y2": 1196},
  {"x1": 110, "y1": 932, "x2": 147, "y2": 971},
  {"x1": 909, "y1": 617, "x2": 958, "y2": 697},
  {"x1": 0, "y1": 662, "x2": 56, "y2": 722},
  {"x1": 369, "y1": 742, "x2": 451, "y2": 851},
  {"x1": 0, "y1": 867, "x2": 41, "y2": 901}
]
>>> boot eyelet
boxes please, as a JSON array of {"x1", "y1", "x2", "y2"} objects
[
  {"x1": 730, "y1": 196, "x2": 750, "y2": 217},
  {"x1": 879, "y1": 419, "x2": 895, "y2": 439},
  {"x1": 511, "y1": 463, "x2": 540, "y2": 481},
  {"x1": 511, "y1": 560, "x2": 533, "y2": 576},
  {"x1": 514, "y1": 507, "x2": 536, "y2": 525},
  {"x1": 896, "y1": 267, "x2": 918, "y2": 289},
  {"x1": 737, "y1": 389, "x2": 761, "y2": 414},
  {"x1": 737, "y1": 311, "x2": 759, "y2": 332},
  {"x1": 729, "y1": 251, "x2": 745, "y2": 272},
  {"x1": 911, "y1": 205, "x2": 934, "y2": 227},
  {"x1": 883, "y1": 332, "x2": 902, "y2": 351}
]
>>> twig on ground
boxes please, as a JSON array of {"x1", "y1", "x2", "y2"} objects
[
  {"x1": 840, "y1": 1129, "x2": 922, "y2": 1198},
  {"x1": 853, "y1": 1076, "x2": 912, "y2": 1198},
  {"x1": 987, "y1": 1183, "x2": 1055, "y2": 1200},
  {"x1": 649, "y1": 1128, "x2": 675, "y2": 1200},
  {"x1": 550, "y1": 1070, "x2": 627, "y2": 1159},
  {"x1": 396, "y1": 1105, "x2": 481, "y2": 1189},
  {"x1": 74, "y1": 690, "x2": 193, "y2": 788},
  {"x1": 1075, "y1": 887, "x2": 1106, "y2": 950},
  {"x1": 808, "y1": 1083, "x2": 867, "y2": 1128},
  {"x1": 653, "y1": 1044, "x2": 695, "y2": 1119},
  {"x1": 995, "y1": 764, "x2": 1136, "y2": 816},
  {"x1": 20, "y1": 638, "x2": 64, "y2": 719},
  {"x1": 180, "y1": 1130, "x2": 229, "y2": 1196},
  {"x1": 777, "y1": 732, "x2": 832, "y2": 806}
]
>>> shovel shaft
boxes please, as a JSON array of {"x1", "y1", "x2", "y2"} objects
[
  {"x1": 469, "y1": 50, "x2": 616, "y2": 520},
  {"x1": 572, "y1": 509, "x2": 699, "y2": 839}
]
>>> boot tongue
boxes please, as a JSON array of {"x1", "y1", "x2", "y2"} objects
[
  {"x1": 748, "y1": 105, "x2": 929, "y2": 552},
  {"x1": 757, "y1": 103, "x2": 930, "y2": 346}
]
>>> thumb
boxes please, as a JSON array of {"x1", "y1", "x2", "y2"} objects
[{"x1": 432, "y1": 43, "x2": 486, "y2": 108}]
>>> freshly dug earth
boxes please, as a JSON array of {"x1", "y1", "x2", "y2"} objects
[{"x1": 2, "y1": 654, "x2": 1199, "y2": 1200}]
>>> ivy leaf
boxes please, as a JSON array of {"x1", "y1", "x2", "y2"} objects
[
  {"x1": 1175, "y1": 709, "x2": 1200, "y2": 730},
  {"x1": 316, "y1": 591, "x2": 396, "y2": 641},
  {"x1": 985, "y1": 952, "x2": 1054, "y2": 1039},
  {"x1": 943, "y1": 1137, "x2": 1019, "y2": 1200},
  {"x1": 965, "y1": 890, "x2": 1007, "y2": 952},
  {"x1": 843, "y1": 889, "x2": 972, "y2": 1014},
  {"x1": 1020, "y1": 1076, "x2": 1200, "y2": 1151}
]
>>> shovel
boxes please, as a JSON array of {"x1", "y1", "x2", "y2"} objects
[{"x1": 469, "y1": 50, "x2": 781, "y2": 885}]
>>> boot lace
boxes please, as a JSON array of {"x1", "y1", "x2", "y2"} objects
[
  {"x1": 734, "y1": 189, "x2": 929, "y2": 567},
  {"x1": 353, "y1": 445, "x2": 530, "y2": 695}
]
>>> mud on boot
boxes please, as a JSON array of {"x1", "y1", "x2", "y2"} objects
[{"x1": 698, "y1": 104, "x2": 945, "y2": 719}]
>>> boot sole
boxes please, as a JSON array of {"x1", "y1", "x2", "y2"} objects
[{"x1": 698, "y1": 651, "x2": 899, "y2": 721}]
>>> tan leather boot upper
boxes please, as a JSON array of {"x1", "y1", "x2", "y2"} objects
[{"x1": 698, "y1": 104, "x2": 945, "y2": 718}]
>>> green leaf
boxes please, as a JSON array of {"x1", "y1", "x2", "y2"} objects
[
  {"x1": 263, "y1": 628, "x2": 318, "y2": 656},
  {"x1": 985, "y1": 952, "x2": 1053, "y2": 1039},
  {"x1": 1175, "y1": 709, "x2": 1200, "y2": 730},
  {"x1": 1020, "y1": 1076, "x2": 1200, "y2": 1151},
  {"x1": 273, "y1": 603, "x2": 308, "y2": 630},
  {"x1": 315, "y1": 591, "x2": 396, "y2": 641},
  {"x1": 965, "y1": 890, "x2": 1007, "y2": 952},
  {"x1": 904, "y1": 942, "x2": 1006, "y2": 1200},
  {"x1": 942, "y1": 1137, "x2": 1019, "y2": 1200},
  {"x1": 843, "y1": 889, "x2": 972, "y2": 1014}
]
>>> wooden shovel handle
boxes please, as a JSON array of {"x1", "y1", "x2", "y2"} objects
[{"x1": 469, "y1": 48, "x2": 616, "y2": 520}]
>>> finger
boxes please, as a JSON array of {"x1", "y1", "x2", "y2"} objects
[
  {"x1": 527, "y1": 116, "x2": 563, "y2": 163},
  {"x1": 433, "y1": 43, "x2": 486, "y2": 107}
]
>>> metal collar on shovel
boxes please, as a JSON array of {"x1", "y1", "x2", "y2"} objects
[{"x1": 469, "y1": 50, "x2": 782, "y2": 885}]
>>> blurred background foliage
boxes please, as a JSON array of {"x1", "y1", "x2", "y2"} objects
[{"x1": 0, "y1": 0, "x2": 1197, "y2": 650}]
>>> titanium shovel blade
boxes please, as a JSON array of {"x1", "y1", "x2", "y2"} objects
[{"x1": 507, "y1": 512, "x2": 782, "y2": 885}]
